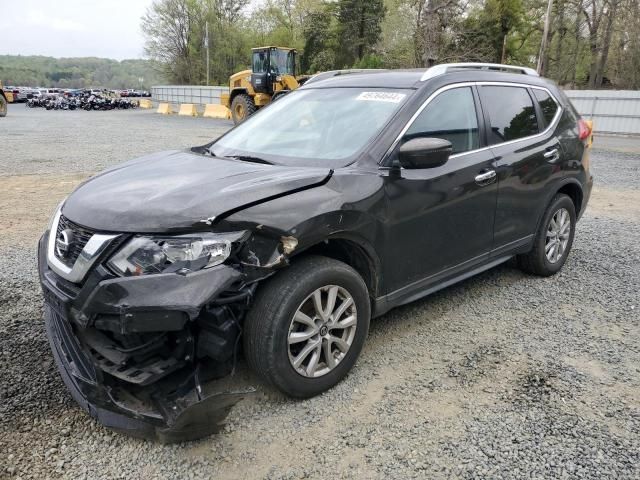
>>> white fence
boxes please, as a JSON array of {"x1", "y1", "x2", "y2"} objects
[
  {"x1": 149, "y1": 85, "x2": 639, "y2": 135},
  {"x1": 565, "y1": 90, "x2": 640, "y2": 135},
  {"x1": 151, "y1": 85, "x2": 227, "y2": 105}
]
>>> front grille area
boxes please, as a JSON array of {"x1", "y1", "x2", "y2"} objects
[
  {"x1": 49, "y1": 308, "x2": 97, "y2": 383},
  {"x1": 55, "y1": 215, "x2": 95, "y2": 267}
]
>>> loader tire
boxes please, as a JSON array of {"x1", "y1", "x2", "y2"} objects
[
  {"x1": 231, "y1": 94, "x2": 256, "y2": 124},
  {"x1": 0, "y1": 94, "x2": 7, "y2": 117}
]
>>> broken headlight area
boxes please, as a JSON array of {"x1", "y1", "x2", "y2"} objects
[
  {"x1": 108, "y1": 231, "x2": 249, "y2": 277},
  {"x1": 38, "y1": 226, "x2": 298, "y2": 442}
]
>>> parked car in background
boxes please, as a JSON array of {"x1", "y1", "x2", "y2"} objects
[
  {"x1": 64, "y1": 89, "x2": 84, "y2": 98},
  {"x1": 23, "y1": 88, "x2": 38, "y2": 101}
]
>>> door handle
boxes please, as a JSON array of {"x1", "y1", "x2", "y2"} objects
[
  {"x1": 544, "y1": 147, "x2": 561, "y2": 163},
  {"x1": 475, "y1": 170, "x2": 496, "y2": 186}
]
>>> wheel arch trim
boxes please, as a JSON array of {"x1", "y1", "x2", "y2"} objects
[
  {"x1": 534, "y1": 178, "x2": 584, "y2": 235},
  {"x1": 292, "y1": 233, "x2": 381, "y2": 299},
  {"x1": 229, "y1": 88, "x2": 249, "y2": 104}
]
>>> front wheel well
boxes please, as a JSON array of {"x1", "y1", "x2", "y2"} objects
[
  {"x1": 295, "y1": 239, "x2": 378, "y2": 298},
  {"x1": 557, "y1": 183, "x2": 583, "y2": 217},
  {"x1": 229, "y1": 89, "x2": 249, "y2": 104}
]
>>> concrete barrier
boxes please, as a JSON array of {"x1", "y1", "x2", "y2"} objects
[
  {"x1": 157, "y1": 103, "x2": 173, "y2": 114},
  {"x1": 139, "y1": 99, "x2": 153, "y2": 109},
  {"x1": 203, "y1": 104, "x2": 231, "y2": 119},
  {"x1": 178, "y1": 104, "x2": 198, "y2": 117},
  {"x1": 585, "y1": 120, "x2": 594, "y2": 148}
]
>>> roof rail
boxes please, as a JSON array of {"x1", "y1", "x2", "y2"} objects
[
  {"x1": 420, "y1": 63, "x2": 539, "y2": 81},
  {"x1": 305, "y1": 69, "x2": 387, "y2": 85}
]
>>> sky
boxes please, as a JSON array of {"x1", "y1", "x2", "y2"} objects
[{"x1": 0, "y1": 0, "x2": 155, "y2": 60}]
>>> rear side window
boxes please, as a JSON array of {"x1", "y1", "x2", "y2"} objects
[
  {"x1": 405, "y1": 87, "x2": 479, "y2": 154},
  {"x1": 480, "y1": 86, "x2": 539, "y2": 144},
  {"x1": 532, "y1": 89, "x2": 559, "y2": 126}
]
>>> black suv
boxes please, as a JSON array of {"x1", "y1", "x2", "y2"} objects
[{"x1": 39, "y1": 63, "x2": 593, "y2": 441}]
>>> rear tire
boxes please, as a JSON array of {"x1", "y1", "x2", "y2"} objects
[
  {"x1": 518, "y1": 194, "x2": 576, "y2": 276},
  {"x1": 231, "y1": 94, "x2": 256, "y2": 124},
  {"x1": 0, "y1": 94, "x2": 7, "y2": 117},
  {"x1": 243, "y1": 256, "x2": 370, "y2": 398}
]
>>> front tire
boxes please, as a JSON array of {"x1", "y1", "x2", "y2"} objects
[
  {"x1": 244, "y1": 256, "x2": 370, "y2": 398},
  {"x1": 231, "y1": 94, "x2": 257, "y2": 125},
  {"x1": 0, "y1": 94, "x2": 7, "y2": 117},
  {"x1": 518, "y1": 193, "x2": 576, "y2": 276}
]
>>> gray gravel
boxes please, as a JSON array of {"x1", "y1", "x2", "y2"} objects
[
  {"x1": 0, "y1": 104, "x2": 232, "y2": 176},
  {"x1": 1, "y1": 105, "x2": 639, "y2": 479}
]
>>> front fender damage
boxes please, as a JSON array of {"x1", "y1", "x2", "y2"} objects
[{"x1": 39, "y1": 230, "x2": 299, "y2": 442}]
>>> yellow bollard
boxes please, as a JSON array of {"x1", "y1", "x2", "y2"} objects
[
  {"x1": 178, "y1": 104, "x2": 198, "y2": 117},
  {"x1": 203, "y1": 104, "x2": 231, "y2": 119},
  {"x1": 584, "y1": 120, "x2": 594, "y2": 148},
  {"x1": 157, "y1": 103, "x2": 172, "y2": 114}
]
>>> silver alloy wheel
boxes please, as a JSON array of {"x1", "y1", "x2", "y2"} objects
[
  {"x1": 545, "y1": 207, "x2": 571, "y2": 263},
  {"x1": 287, "y1": 285, "x2": 357, "y2": 378}
]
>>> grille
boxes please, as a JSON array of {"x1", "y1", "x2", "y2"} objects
[
  {"x1": 55, "y1": 215, "x2": 95, "y2": 267},
  {"x1": 49, "y1": 309, "x2": 97, "y2": 383}
]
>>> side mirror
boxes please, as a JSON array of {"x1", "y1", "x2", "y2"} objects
[{"x1": 398, "y1": 138, "x2": 452, "y2": 169}]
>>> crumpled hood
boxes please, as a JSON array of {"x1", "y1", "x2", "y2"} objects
[{"x1": 62, "y1": 150, "x2": 332, "y2": 232}]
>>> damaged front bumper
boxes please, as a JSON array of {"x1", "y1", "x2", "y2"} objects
[{"x1": 38, "y1": 232, "x2": 256, "y2": 442}]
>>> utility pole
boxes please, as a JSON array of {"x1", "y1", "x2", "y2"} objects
[
  {"x1": 205, "y1": 21, "x2": 210, "y2": 86},
  {"x1": 537, "y1": 0, "x2": 554, "y2": 74}
]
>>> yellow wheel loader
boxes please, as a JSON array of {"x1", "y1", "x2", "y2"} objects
[
  {"x1": 0, "y1": 81, "x2": 11, "y2": 117},
  {"x1": 223, "y1": 47, "x2": 309, "y2": 124}
]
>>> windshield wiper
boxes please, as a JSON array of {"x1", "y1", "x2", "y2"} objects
[{"x1": 222, "y1": 155, "x2": 273, "y2": 165}]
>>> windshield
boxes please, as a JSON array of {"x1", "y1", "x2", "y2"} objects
[{"x1": 212, "y1": 88, "x2": 410, "y2": 167}]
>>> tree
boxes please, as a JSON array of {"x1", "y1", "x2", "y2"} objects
[
  {"x1": 141, "y1": 0, "x2": 207, "y2": 83},
  {"x1": 415, "y1": 0, "x2": 464, "y2": 66},
  {"x1": 301, "y1": 9, "x2": 338, "y2": 72},
  {"x1": 336, "y1": 0, "x2": 387, "y2": 67},
  {"x1": 136, "y1": 0, "x2": 640, "y2": 89},
  {"x1": 0, "y1": 55, "x2": 164, "y2": 89},
  {"x1": 580, "y1": 0, "x2": 623, "y2": 87},
  {"x1": 378, "y1": 0, "x2": 421, "y2": 68}
]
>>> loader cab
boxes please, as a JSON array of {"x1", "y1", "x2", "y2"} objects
[{"x1": 251, "y1": 47, "x2": 296, "y2": 94}]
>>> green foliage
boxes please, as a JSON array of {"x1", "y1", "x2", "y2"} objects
[
  {"x1": 379, "y1": 0, "x2": 420, "y2": 68},
  {"x1": 0, "y1": 55, "x2": 165, "y2": 88},
  {"x1": 353, "y1": 54, "x2": 384, "y2": 69},
  {"x1": 5, "y1": 0, "x2": 638, "y2": 90},
  {"x1": 336, "y1": 0, "x2": 387, "y2": 67},
  {"x1": 300, "y1": 9, "x2": 338, "y2": 72}
]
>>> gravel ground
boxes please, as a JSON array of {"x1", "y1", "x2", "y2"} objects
[{"x1": 1, "y1": 105, "x2": 639, "y2": 480}]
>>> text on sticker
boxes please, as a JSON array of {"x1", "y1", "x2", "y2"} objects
[{"x1": 356, "y1": 92, "x2": 406, "y2": 103}]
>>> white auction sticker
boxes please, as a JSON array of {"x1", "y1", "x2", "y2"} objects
[{"x1": 356, "y1": 92, "x2": 406, "y2": 103}]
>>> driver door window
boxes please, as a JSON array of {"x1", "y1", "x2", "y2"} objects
[{"x1": 405, "y1": 87, "x2": 479, "y2": 155}]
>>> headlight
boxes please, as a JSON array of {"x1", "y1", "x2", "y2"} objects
[{"x1": 108, "y1": 232, "x2": 246, "y2": 276}]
